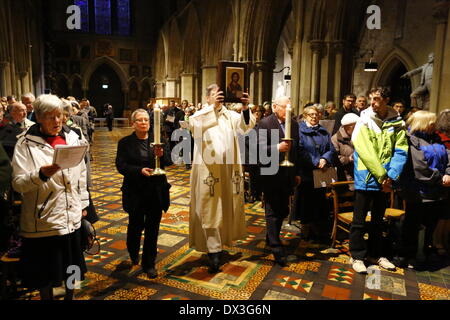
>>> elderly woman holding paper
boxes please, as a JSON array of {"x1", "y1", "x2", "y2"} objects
[
  {"x1": 293, "y1": 105, "x2": 336, "y2": 242},
  {"x1": 11, "y1": 94, "x2": 89, "y2": 300}
]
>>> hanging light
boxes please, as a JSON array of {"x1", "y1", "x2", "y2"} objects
[
  {"x1": 364, "y1": 50, "x2": 378, "y2": 72},
  {"x1": 101, "y1": 76, "x2": 110, "y2": 89},
  {"x1": 364, "y1": 59, "x2": 378, "y2": 72}
]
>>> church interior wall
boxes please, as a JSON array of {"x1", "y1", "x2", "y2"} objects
[{"x1": 353, "y1": 0, "x2": 436, "y2": 103}]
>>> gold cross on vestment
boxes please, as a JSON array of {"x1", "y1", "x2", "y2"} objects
[
  {"x1": 203, "y1": 173, "x2": 219, "y2": 196},
  {"x1": 232, "y1": 171, "x2": 242, "y2": 195}
]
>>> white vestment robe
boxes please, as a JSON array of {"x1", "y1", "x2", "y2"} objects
[{"x1": 188, "y1": 105, "x2": 256, "y2": 253}]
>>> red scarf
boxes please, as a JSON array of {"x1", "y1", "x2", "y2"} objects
[{"x1": 45, "y1": 136, "x2": 67, "y2": 149}]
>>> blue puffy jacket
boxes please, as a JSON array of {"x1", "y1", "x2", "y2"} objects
[{"x1": 298, "y1": 121, "x2": 336, "y2": 182}]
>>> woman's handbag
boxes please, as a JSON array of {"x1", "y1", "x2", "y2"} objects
[
  {"x1": 313, "y1": 167, "x2": 338, "y2": 188},
  {"x1": 80, "y1": 218, "x2": 100, "y2": 255}
]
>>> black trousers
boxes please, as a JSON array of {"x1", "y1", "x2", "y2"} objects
[
  {"x1": 106, "y1": 119, "x2": 113, "y2": 131},
  {"x1": 264, "y1": 191, "x2": 290, "y2": 253},
  {"x1": 400, "y1": 200, "x2": 443, "y2": 259},
  {"x1": 127, "y1": 208, "x2": 163, "y2": 269},
  {"x1": 349, "y1": 190, "x2": 387, "y2": 260}
]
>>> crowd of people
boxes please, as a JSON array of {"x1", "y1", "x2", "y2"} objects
[{"x1": 0, "y1": 85, "x2": 449, "y2": 300}]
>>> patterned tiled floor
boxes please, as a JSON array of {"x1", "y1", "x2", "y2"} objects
[{"x1": 14, "y1": 128, "x2": 450, "y2": 300}]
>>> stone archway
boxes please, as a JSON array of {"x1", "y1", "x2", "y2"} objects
[
  {"x1": 55, "y1": 74, "x2": 69, "y2": 98},
  {"x1": 70, "y1": 75, "x2": 83, "y2": 100},
  {"x1": 83, "y1": 56, "x2": 128, "y2": 92},
  {"x1": 87, "y1": 63, "x2": 125, "y2": 118},
  {"x1": 373, "y1": 49, "x2": 416, "y2": 108}
]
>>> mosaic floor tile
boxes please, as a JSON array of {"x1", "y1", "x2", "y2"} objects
[
  {"x1": 327, "y1": 266, "x2": 355, "y2": 285},
  {"x1": 418, "y1": 283, "x2": 450, "y2": 300},
  {"x1": 85, "y1": 250, "x2": 115, "y2": 264},
  {"x1": 322, "y1": 285, "x2": 351, "y2": 300},
  {"x1": 162, "y1": 294, "x2": 190, "y2": 300},
  {"x1": 157, "y1": 233, "x2": 185, "y2": 247},
  {"x1": 262, "y1": 289, "x2": 305, "y2": 300},
  {"x1": 235, "y1": 234, "x2": 256, "y2": 245},
  {"x1": 363, "y1": 293, "x2": 391, "y2": 300},
  {"x1": 137, "y1": 245, "x2": 272, "y2": 300},
  {"x1": 365, "y1": 274, "x2": 407, "y2": 296},
  {"x1": 102, "y1": 212, "x2": 128, "y2": 221},
  {"x1": 283, "y1": 261, "x2": 321, "y2": 275},
  {"x1": 104, "y1": 285, "x2": 157, "y2": 300},
  {"x1": 273, "y1": 275, "x2": 313, "y2": 293}
]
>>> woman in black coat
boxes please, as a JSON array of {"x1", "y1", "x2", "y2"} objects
[{"x1": 116, "y1": 109, "x2": 172, "y2": 278}]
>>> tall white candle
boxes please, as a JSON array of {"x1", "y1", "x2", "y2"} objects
[
  {"x1": 154, "y1": 104, "x2": 161, "y2": 144},
  {"x1": 285, "y1": 104, "x2": 292, "y2": 139}
]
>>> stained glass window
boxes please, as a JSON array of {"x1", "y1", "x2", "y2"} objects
[
  {"x1": 74, "y1": 0, "x2": 89, "y2": 32},
  {"x1": 117, "y1": 0, "x2": 131, "y2": 36},
  {"x1": 94, "y1": 0, "x2": 112, "y2": 35}
]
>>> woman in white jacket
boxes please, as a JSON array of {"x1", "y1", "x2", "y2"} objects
[{"x1": 12, "y1": 94, "x2": 89, "y2": 300}]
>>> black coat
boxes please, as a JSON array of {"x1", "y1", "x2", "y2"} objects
[
  {"x1": 257, "y1": 113, "x2": 301, "y2": 193},
  {"x1": 116, "y1": 131, "x2": 172, "y2": 212}
]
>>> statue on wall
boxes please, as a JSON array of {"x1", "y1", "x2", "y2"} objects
[
  {"x1": 275, "y1": 81, "x2": 285, "y2": 99},
  {"x1": 401, "y1": 53, "x2": 434, "y2": 110}
]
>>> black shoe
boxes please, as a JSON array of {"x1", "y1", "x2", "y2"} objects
[
  {"x1": 130, "y1": 256, "x2": 139, "y2": 266},
  {"x1": 392, "y1": 256, "x2": 408, "y2": 268},
  {"x1": 273, "y1": 253, "x2": 287, "y2": 267},
  {"x1": 207, "y1": 252, "x2": 222, "y2": 273},
  {"x1": 144, "y1": 266, "x2": 157, "y2": 279}
]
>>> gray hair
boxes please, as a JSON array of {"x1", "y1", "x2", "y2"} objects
[
  {"x1": 313, "y1": 103, "x2": 324, "y2": 113},
  {"x1": 33, "y1": 94, "x2": 64, "y2": 119},
  {"x1": 131, "y1": 108, "x2": 149, "y2": 122},
  {"x1": 206, "y1": 84, "x2": 219, "y2": 97},
  {"x1": 61, "y1": 99, "x2": 73, "y2": 116},
  {"x1": 21, "y1": 92, "x2": 35, "y2": 101}
]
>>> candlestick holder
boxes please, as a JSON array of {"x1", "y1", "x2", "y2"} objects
[
  {"x1": 150, "y1": 143, "x2": 166, "y2": 176},
  {"x1": 280, "y1": 138, "x2": 294, "y2": 167}
]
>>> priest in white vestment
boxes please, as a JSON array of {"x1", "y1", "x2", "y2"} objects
[{"x1": 188, "y1": 84, "x2": 256, "y2": 272}]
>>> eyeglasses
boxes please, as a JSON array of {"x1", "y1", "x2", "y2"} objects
[
  {"x1": 306, "y1": 113, "x2": 318, "y2": 117},
  {"x1": 135, "y1": 118, "x2": 149, "y2": 123}
]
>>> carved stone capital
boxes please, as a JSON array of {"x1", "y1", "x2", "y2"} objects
[
  {"x1": 433, "y1": 0, "x2": 450, "y2": 23},
  {"x1": 332, "y1": 41, "x2": 345, "y2": 53},
  {"x1": 310, "y1": 41, "x2": 324, "y2": 55}
]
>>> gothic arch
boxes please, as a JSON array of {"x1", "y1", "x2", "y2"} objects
[
  {"x1": 167, "y1": 19, "x2": 183, "y2": 78},
  {"x1": 371, "y1": 47, "x2": 419, "y2": 89},
  {"x1": 155, "y1": 33, "x2": 167, "y2": 82},
  {"x1": 181, "y1": 6, "x2": 201, "y2": 73},
  {"x1": 82, "y1": 56, "x2": 128, "y2": 91}
]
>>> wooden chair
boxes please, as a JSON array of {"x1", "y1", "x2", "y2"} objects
[{"x1": 330, "y1": 181, "x2": 406, "y2": 248}]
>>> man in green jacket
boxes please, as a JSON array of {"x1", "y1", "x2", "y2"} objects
[{"x1": 350, "y1": 87, "x2": 409, "y2": 274}]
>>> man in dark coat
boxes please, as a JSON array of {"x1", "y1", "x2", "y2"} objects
[
  {"x1": 257, "y1": 96, "x2": 301, "y2": 266},
  {"x1": 331, "y1": 94, "x2": 358, "y2": 135}
]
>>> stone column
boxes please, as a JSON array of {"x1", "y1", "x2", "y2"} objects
[
  {"x1": 254, "y1": 61, "x2": 273, "y2": 106},
  {"x1": 310, "y1": 41, "x2": 323, "y2": 104},
  {"x1": 201, "y1": 65, "x2": 217, "y2": 104},
  {"x1": 291, "y1": 0, "x2": 305, "y2": 114},
  {"x1": 20, "y1": 71, "x2": 30, "y2": 94},
  {"x1": 0, "y1": 62, "x2": 7, "y2": 96},
  {"x1": 430, "y1": 0, "x2": 449, "y2": 113},
  {"x1": 333, "y1": 42, "x2": 344, "y2": 104},
  {"x1": 181, "y1": 73, "x2": 196, "y2": 103},
  {"x1": 155, "y1": 81, "x2": 165, "y2": 98},
  {"x1": 165, "y1": 78, "x2": 177, "y2": 98}
]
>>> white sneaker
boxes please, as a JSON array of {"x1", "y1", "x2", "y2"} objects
[
  {"x1": 350, "y1": 258, "x2": 367, "y2": 274},
  {"x1": 377, "y1": 257, "x2": 396, "y2": 271}
]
